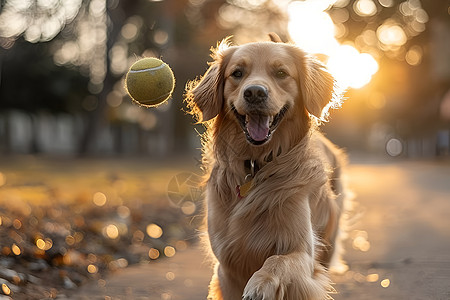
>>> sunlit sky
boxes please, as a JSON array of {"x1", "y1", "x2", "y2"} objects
[{"x1": 288, "y1": 0, "x2": 379, "y2": 90}]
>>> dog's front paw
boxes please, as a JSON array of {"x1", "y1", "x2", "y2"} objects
[{"x1": 242, "y1": 269, "x2": 284, "y2": 300}]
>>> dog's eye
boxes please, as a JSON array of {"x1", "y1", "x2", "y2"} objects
[
  {"x1": 231, "y1": 70, "x2": 243, "y2": 79},
  {"x1": 276, "y1": 70, "x2": 288, "y2": 79}
]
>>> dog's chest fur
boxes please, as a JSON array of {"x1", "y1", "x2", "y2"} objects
[{"x1": 206, "y1": 137, "x2": 331, "y2": 281}]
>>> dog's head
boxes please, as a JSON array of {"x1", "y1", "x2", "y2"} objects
[{"x1": 186, "y1": 34, "x2": 340, "y2": 147}]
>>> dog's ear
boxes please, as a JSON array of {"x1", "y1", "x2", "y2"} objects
[
  {"x1": 268, "y1": 32, "x2": 283, "y2": 43},
  {"x1": 301, "y1": 57, "x2": 336, "y2": 120},
  {"x1": 292, "y1": 48, "x2": 340, "y2": 121},
  {"x1": 186, "y1": 39, "x2": 234, "y2": 123},
  {"x1": 187, "y1": 63, "x2": 223, "y2": 122}
]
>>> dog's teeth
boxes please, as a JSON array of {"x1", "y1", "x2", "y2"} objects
[{"x1": 269, "y1": 116, "x2": 274, "y2": 126}]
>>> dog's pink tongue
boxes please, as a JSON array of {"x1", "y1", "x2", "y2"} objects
[{"x1": 246, "y1": 115, "x2": 270, "y2": 142}]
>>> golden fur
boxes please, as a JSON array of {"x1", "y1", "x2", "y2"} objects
[{"x1": 185, "y1": 34, "x2": 348, "y2": 300}]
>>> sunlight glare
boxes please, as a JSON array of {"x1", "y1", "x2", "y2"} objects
[
  {"x1": 327, "y1": 45, "x2": 379, "y2": 89},
  {"x1": 288, "y1": 1, "x2": 338, "y2": 56},
  {"x1": 288, "y1": 0, "x2": 379, "y2": 89}
]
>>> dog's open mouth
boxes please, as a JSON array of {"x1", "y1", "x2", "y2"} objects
[{"x1": 232, "y1": 105, "x2": 289, "y2": 146}]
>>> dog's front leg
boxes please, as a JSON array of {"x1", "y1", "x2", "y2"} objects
[{"x1": 242, "y1": 252, "x2": 331, "y2": 300}]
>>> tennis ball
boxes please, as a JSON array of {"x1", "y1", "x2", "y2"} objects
[{"x1": 125, "y1": 57, "x2": 175, "y2": 107}]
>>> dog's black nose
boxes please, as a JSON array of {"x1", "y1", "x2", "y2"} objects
[{"x1": 243, "y1": 85, "x2": 268, "y2": 103}]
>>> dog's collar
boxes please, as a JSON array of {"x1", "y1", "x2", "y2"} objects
[
  {"x1": 237, "y1": 155, "x2": 273, "y2": 199},
  {"x1": 244, "y1": 159, "x2": 260, "y2": 178},
  {"x1": 236, "y1": 160, "x2": 258, "y2": 199},
  {"x1": 243, "y1": 149, "x2": 275, "y2": 177}
]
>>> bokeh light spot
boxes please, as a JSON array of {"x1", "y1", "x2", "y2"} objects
[
  {"x1": 377, "y1": 23, "x2": 407, "y2": 46},
  {"x1": 117, "y1": 205, "x2": 131, "y2": 219},
  {"x1": 378, "y1": 0, "x2": 393, "y2": 7},
  {"x1": 36, "y1": 238, "x2": 46, "y2": 250},
  {"x1": 386, "y1": 138, "x2": 403, "y2": 157},
  {"x1": 366, "y1": 273, "x2": 379, "y2": 282},
  {"x1": 107, "y1": 91, "x2": 123, "y2": 108},
  {"x1": 381, "y1": 278, "x2": 390, "y2": 288},
  {"x1": 146, "y1": 223, "x2": 163, "y2": 239},
  {"x1": 154, "y1": 29, "x2": 169, "y2": 46},
  {"x1": 133, "y1": 230, "x2": 145, "y2": 243},
  {"x1": 65, "y1": 235, "x2": 75, "y2": 246},
  {"x1": 165, "y1": 271, "x2": 175, "y2": 281},
  {"x1": 184, "y1": 279, "x2": 194, "y2": 287},
  {"x1": 105, "y1": 224, "x2": 119, "y2": 239},
  {"x1": 175, "y1": 240, "x2": 188, "y2": 251},
  {"x1": 352, "y1": 230, "x2": 371, "y2": 252},
  {"x1": 121, "y1": 23, "x2": 138, "y2": 40},
  {"x1": 405, "y1": 46, "x2": 422, "y2": 66},
  {"x1": 2, "y1": 247, "x2": 11, "y2": 256},
  {"x1": 353, "y1": 272, "x2": 367, "y2": 282},
  {"x1": 148, "y1": 248, "x2": 160, "y2": 260},
  {"x1": 164, "y1": 246, "x2": 176, "y2": 258},
  {"x1": 74, "y1": 232, "x2": 84, "y2": 243},
  {"x1": 181, "y1": 201, "x2": 196, "y2": 215},
  {"x1": 87, "y1": 264, "x2": 98, "y2": 274},
  {"x1": 354, "y1": 0, "x2": 377, "y2": 17},
  {"x1": 87, "y1": 253, "x2": 97, "y2": 263},
  {"x1": 98, "y1": 279, "x2": 106, "y2": 288},
  {"x1": 117, "y1": 258, "x2": 128, "y2": 268},
  {"x1": 12, "y1": 243, "x2": 21, "y2": 256},
  {"x1": 13, "y1": 219, "x2": 22, "y2": 229},
  {"x1": 1, "y1": 283, "x2": 11, "y2": 295},
  {"x1": 161, "y1": 292, "x2": 172, "y2": 300},
  {"x1": 93, "y1": 192, "x2": 107, "y2": 206}
]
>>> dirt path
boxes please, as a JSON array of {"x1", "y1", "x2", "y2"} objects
[
  {"x1": 71, "y1": 246, "x2": 212, "y2": 300},
  {"x1": 70, "y1": 159, "x2": 450, "y2": 300}
]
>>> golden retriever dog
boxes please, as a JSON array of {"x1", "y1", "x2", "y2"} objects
[{"x1": 186, "y1": 33, "x2": 348, "y2": 300}]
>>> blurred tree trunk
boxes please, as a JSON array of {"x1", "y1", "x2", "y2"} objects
[
  {"x1": 78, "y1": 1, "x2": 138, "y2": 155},
  {"x1": 79, "y1": 3, "x2": 114, "y2": 155}
]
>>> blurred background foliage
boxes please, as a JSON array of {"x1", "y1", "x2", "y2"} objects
[{"x1": 0, "y1": 0, "x2": 449, "y2": 158}]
